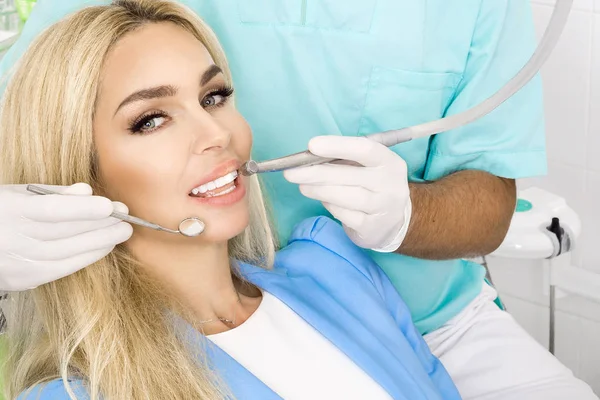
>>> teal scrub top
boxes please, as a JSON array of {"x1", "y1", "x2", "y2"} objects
[{"x1": 0, "y1": 0, "x2": 546, "y2": 334}]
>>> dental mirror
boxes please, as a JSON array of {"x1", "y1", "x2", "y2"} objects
[
  {"x1": 26, "y1": 184, "x2": 205, "y2": 238},
  {"x1": 176, "y1": 217, "x2": 205, "y2": 237}
]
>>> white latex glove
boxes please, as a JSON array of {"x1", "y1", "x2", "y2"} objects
[
  {"x1": 284, "y1": 136, "x2": 412, "y2": 252},
  {"x1": 0, "y1": 183, "x2": 133, "y2": 291}
]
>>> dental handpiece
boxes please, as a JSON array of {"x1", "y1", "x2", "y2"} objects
[
  {"x1": 240, "y1": 128, "x2": 413, "y2": 175},
  {"x1": 240, "y1": 0, "x2": 573, "y2": 176},
  {"x1": 26, "y1": 184, "x2": 205, "y2": 237}
]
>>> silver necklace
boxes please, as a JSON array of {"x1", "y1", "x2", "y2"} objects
[
  {"x1": 198, "y1": 295, "x2": 240, "y2": 326},
  {"x1": 198, "y1": 315, "x2": 237, "y2": 326}
]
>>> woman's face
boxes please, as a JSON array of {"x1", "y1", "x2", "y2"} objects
[{"x1": 94, "y1": 22, "x2": 252, "y2": 244}]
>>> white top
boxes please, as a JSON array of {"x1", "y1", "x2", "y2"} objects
[{"x1": 208, "y1": 291, "x2": 391, "y2": 400}]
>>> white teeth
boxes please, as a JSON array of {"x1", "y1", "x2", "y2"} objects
[
  {"x1": 215, "y1": 176, "x2": 228, "y2": 187},
  {"x1": 191, "y1": 170, "x2": 238, "y2": 196},
  {"x1": 209, "y1": 185, "x2": 236, "y2": 197}
]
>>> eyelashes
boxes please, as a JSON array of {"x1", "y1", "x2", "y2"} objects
[
  {"x1": 202, "y1": 86, "x2": 234, "y2": 108},
  {"x1": 127, "y1": 85, "x2": 235, "y2": 134}
]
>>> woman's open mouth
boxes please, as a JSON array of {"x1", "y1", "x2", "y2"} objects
[
  {"x1": 189, "y1": 170, "x2": 238, "y2": 198},
  {"x1": 188, "y1": 169, "x2": 246, "y2": 207}
]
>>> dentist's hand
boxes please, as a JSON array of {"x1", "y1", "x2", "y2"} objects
[
  {"x1": 284, "y1": 136, "x2": 412, "y2": 252},
  {"x1": 0, "y1": 183, "x2": 133, "y2": 291}
]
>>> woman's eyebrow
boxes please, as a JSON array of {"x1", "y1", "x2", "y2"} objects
[
  {"x1": 200, "y1": 64, "x2": 223, "y2": 86},
  {"x1": 114, "y1": 65, "x2": 223, "y2": 116},
  {"x1": 115, "y1": 85, "x2": 178, "y2": 116}
]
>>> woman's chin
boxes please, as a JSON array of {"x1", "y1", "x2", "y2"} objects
[
  {"x1": 200, "y1": 223, "x2": 248, "y2": 243},
  {"x1": 195, "y1": 213, "x2": 250, "y2": 243}
]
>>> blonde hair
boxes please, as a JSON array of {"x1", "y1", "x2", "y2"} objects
[{"x1": 0, "y1": 1, "x2": 276, "y2": 398}]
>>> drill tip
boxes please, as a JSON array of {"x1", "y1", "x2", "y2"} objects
[{"x1": 240, "y1": 160, "x2": 259, "y2": 176}]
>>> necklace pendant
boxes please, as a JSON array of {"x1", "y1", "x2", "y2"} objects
[{"x1": 218, "y1": 317, "x2": 235, "y2": 325}]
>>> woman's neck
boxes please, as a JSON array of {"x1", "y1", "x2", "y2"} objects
[{"x1": 127, "y1": 235, "x2": 262, "y2": 334}]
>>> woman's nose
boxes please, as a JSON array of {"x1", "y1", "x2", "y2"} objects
[{"x1": 190, "y1": 113, "x2": 232, "y2": 155}]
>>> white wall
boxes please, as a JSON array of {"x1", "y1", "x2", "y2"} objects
[{"x1": 487, "y1": 0, "x2": 600, "y2": 394}]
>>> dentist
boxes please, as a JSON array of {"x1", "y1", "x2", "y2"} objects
[{"x1": 0, "y1": 1, "x2": 596, "y2": 399}]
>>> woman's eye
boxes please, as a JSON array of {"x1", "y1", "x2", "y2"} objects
[
  {"x1": 140, "y1": 116, "x2": 166, "y2": 132},
  {"x1": 202, "y1": 94, "x2": 225, "y2": 108},
  {"x1": 200, "y1": 87, "x2": 234, "y2": 109},
  {"x1": 129, "y1": 113, "x2": 169, "y2": 134}
]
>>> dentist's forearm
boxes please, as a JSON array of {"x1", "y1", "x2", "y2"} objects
[{"x1": 397, "y1": 170, "x2": 516, "y2": 260}]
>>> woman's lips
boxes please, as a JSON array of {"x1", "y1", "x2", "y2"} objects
[{"x1": 189, "y1": 159, "x2": 241, "y2": 193}]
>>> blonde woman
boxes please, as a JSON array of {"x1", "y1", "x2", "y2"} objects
[{"x1": 0, "y1": 1, "x2": 460, "y2": 399}]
